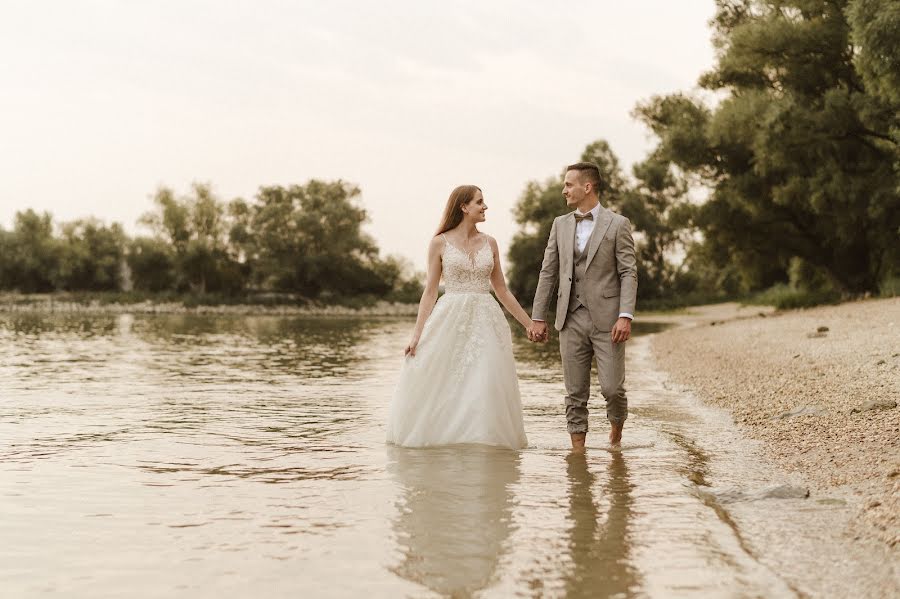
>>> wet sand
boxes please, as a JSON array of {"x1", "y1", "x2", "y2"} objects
[{"x1": 649, "y1": 298, "x2": 900, "y2": 552}]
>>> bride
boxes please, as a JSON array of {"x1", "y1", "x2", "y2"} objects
[{"x1": 386, "y1": 185, "x2": 532, "y2": 449}]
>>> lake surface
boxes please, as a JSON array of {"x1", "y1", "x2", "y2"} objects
[{"x1": 1, "y1": 312, "x2": 894, "y2": 598}]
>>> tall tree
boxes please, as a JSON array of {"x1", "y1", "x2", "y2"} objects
[
  {"x1": 244, "y1": 180, "x2": 393, "y2": 297},
  {"x1": 55, "y1": 219, "x2": 127, "y2": 291},
  {"x1": 127, "y1": 237, "x2": 177, "y2": 292},
  {"x1": 139, "y1": 183, "x2": 246, "y2": 293},
  {"x1": 0, "y1": 210, "x2": 59, "y2": 292},
  {"x1": 635, "y1": 0, "x2": 899, "y2": 294}
]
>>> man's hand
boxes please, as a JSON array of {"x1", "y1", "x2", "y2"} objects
[
  {"x1": 528, "y1": 321, "x2": 549, "y2": 343},
  {"x1": 610, "y1": 317, "x2": 631, "y2": 343}
]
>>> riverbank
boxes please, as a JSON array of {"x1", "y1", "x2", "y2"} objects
[
  {"x1": 649, "y1": 298, "x2": 900, "y2": 550},
  {"x1": 0, "y1": 293, "x2": 419, "y2": 317}
]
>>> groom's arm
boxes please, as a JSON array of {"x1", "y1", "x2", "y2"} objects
[
  {"x1": 531, "y1": 218, "x2": 560, "y2": 322},
  {"x1": 615, "y1": 217, "x2": 638, "y2": 318}
]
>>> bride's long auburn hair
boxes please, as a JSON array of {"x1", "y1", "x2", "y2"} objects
[{"x1": 435, "y1": 185, "x2": 482, "y2": 236}]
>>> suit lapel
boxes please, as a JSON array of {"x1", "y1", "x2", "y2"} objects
[
  {"x1": 559, "y1": 213, "x2": 576, "y2": 261},
  {"x1": 585, "y1": 207, "x2": 613, "y2": 268}
]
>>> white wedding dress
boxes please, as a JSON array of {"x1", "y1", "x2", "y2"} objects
[{"x1": 386, "y1": 236, "x2": 528, "y2": 449}]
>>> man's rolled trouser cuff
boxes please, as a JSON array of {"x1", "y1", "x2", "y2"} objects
[{"x1": 567, "y1": 422, "x2": 588, "y2": 434}]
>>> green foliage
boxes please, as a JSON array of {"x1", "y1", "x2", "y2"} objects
[
  {"x1": 127, "y1": 237, "x2": 176, "y2": 292},
  {"x1": 880, "y1": 275, "x2": 900, "y2": 297},
  {"x1": 55, "y1": 219, "x2": 127, "y2": 291},
  {"x1": 747, "y1": 283, "x2": 841, "y2": 310},
  {"x1": 237, "y1": 180, "x2": 401, "y2": 298},
  {"x1": 847, "y1": 0, "x2": 900, "y2": 107},
  {"x1": 620, "y1": 152, "x2": 696, "y2": 301},
  {"x1": 1, "y1": 179, "x2": 420, "y2": 304},
  {"x1": 139, "y1": 183, "x2": 247, "y2": 294},
  {"x1": 0, "y1": 210, "x2": 59, "y2": 292},
  {"x1": 636, "y1": 0, "x2": 899, "y2": 296}
]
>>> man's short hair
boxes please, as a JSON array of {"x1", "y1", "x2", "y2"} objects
[{"x1": 566, "y1": 162, "x2": 603, "y2": 194}]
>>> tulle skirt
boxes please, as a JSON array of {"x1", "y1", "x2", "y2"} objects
[{"x1": 386, "y1": 292, "x2": 528, "y2": 449}]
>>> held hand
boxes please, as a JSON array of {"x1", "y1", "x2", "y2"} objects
[
  {"x1": 404, "y1": 335, "x2": 420, "y2": 357},
  {"x1": 529, "y1": 321, "x2": 549, "y2": 343},
  {"x1": 610, "y1": 317, "x2": 631, "y2": 343}
]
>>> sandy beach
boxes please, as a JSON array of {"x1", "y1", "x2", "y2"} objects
[{"x1": 650, "y1": 298, "x2": 900, "y2": 550}]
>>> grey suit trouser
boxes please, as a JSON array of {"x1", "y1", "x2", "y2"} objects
[{"x1": 559, "y1": 305, "x2": 627, "y2": 434}]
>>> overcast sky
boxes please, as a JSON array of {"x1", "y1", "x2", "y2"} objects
[{"x1": 0, "y1": 1, "x2": 717, "y2": 270}]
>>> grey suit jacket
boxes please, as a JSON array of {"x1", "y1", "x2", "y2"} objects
[{"x1": 531, "y1": 207, "x2": 638, "y2": 331}]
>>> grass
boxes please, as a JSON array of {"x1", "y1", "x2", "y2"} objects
[
  {"x1": 744, "y1": 284, "x2": 842, "y2": 310},
  {"x1": 879, "y1": 276, "x2": 900, "y2": 298}
]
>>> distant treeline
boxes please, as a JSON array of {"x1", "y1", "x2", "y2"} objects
[
  {"x1": 0, "y1": 180, "x2": 424, "y2": 304},
  {"x1": 508, "y1": 0, "x2": 899, "y2": 310}
]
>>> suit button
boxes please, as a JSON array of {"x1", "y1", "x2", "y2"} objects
[
  {"x1": 575, "y1": 294, "x2": 580, "y2": 298},
  {"x1": 568, "y1": 277, "x2": 572, "y2": 281},
  {"x1": 575, "y1": 278, "x2": 580, "y2": 282}
]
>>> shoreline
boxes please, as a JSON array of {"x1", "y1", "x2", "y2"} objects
[
  {"x1": 0, "y1": 293, "x2": 419, "y2": 317},
  {"x1": 649, "y1": 298, "x2": 900, "y2": 550}
]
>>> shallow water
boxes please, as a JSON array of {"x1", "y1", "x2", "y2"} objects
[{"x1": 0, "y1": 313, "x2": 894, "y2": 598}]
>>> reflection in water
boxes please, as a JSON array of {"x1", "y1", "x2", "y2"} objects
[
  {"x1": 387, "y1": 445, "x2": 521, "y2": 597},
  {"x1": 564, "y1": 451, "x2": 638, "y2": 598}
]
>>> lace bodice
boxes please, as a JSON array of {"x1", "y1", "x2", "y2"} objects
[{"x1": 441, "y1": 235, "x2": 493, "y2": 294}]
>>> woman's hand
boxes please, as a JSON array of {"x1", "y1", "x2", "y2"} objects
[
  {"x1": 528, "y1": 320, "x2": 549, "y2": 343},
  {"x1": 404, "y1": 335, "x2": 420, "y2": 357}
]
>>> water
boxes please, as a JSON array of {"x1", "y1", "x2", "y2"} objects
[{"x1": 0, "y1": 313, "x2": 895, "y2": 598}]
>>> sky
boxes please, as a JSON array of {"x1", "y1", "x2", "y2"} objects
[{"x1": 0, "y1": 1, "x2": 718, "y2": 271}]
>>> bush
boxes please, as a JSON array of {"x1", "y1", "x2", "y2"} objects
[
  {"x1": 879, "y1": 276, "x2": 900, "y2": 297},
  {"x1": 746, "y1": 283, "x2": 841, "y2": 310}
]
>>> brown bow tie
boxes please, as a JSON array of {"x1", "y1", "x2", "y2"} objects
[{"x1": 574, "y1": 212, "x2": 593, "y2": 222}]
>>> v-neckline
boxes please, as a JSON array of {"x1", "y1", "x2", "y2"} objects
[{"x1": 443, "y1": 235, "x2": 489, "y2": 267}]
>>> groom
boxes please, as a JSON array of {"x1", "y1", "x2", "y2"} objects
[{"x1": 529, "y1": 162, "x2": 637, "y2": 451}]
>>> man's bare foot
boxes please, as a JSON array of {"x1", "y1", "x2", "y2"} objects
[
  {"x1": 609, "y1": 422, "x2": 623, "y2": 446},
  {"x1": 570, "y1": 432, "x2": 586, "y2": 453}
]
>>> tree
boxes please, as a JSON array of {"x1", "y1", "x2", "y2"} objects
[
  {"x1": 139, "y1": 183, "x2": 247, "y2": 294},
  {"x1": 634, "y1": 0, "x2": 899, "y2": 295},
  {"x1": 847, "y1": 0, "x2": 900, "y2": 108},
  {"x1": 245, "y1": 180, "x2": 395, "y2": 297},
  {"x1": 0, "y1": 210, "x2": 59, "y2": 292},
  {"x1": 619, "y1": 153, "x2": 697, "y2": 300},
  {"x1": 54, "y1": 219, "x2": 127, "y2": 291},
  {"x1": 127, "y1": 237, "x2": 177, "y2": 292}
]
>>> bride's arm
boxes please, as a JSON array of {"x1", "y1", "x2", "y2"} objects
[
  {"x1": 487, "y1": 237, "x2": 533, "y2": 330},
  {"x1": 405, "y1": 236, "x2": 444, "y2": 356}
]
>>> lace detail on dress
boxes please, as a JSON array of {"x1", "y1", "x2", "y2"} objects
[{"x1": 441, "y1": 236, "x2": 493, "y2": 294}]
